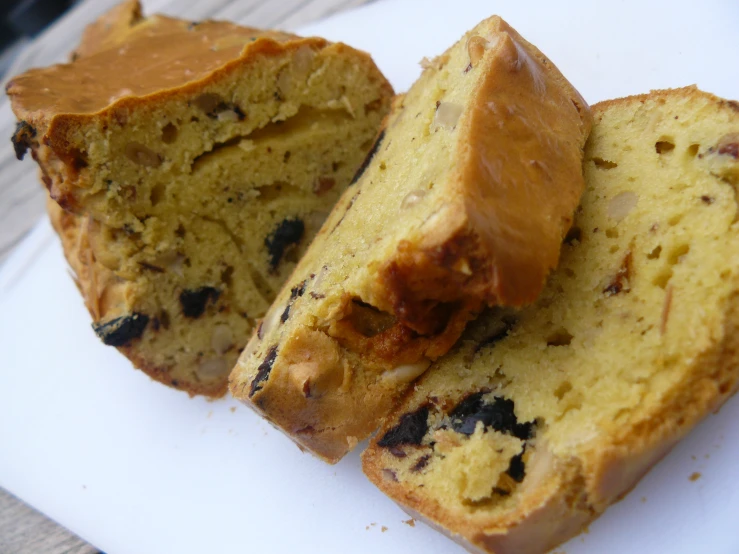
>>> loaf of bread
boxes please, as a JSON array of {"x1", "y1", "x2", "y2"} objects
[
  {"x1": 362, "y1": 87, "x2": 739, "y2": 554},
  {"x1": 8, "y1": 1, "x2": 392, "y2": 396},
  {"x1": 229, "y1": 15, "x2": 592, "y2": 462}
]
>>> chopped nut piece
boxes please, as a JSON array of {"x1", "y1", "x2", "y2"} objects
[
  {"x1": 211, "y1": 324, "x2": 233, "y2": 354},
  {"x1": 607, "y1": 191, "x2": 638, "y2": 221},
  {"x1": 432, "y1": 102, "x2": 464, "y2": 131},
  {"x1": 198, "y1": 358, "x2": 229, "y2": 379},
  {"x1": 401, "y1": 189, "x2": 427, "y2": 209},
  {"x1": 382, "y1": 360, "x2": 431, "y2": 385},
  {"x1": 466, "y1": 35, "x2": 489, "y2": 67}
]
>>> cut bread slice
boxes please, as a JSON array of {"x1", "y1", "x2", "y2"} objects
[
  {"x1": 362, "y1": 87, "x2": 739, "y2": 554},
  {"x1": 8, "y1": 2, "x2": 392, "y2": 397},
  {"x1": 229, "y1": 15, "x2": 591, "y2": 462}
]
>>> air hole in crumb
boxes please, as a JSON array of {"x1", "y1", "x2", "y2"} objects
[
  {"x1": 175, "y1": 224, "x2": 186, "y2": 238},
  {"x1": 667, "y1": 244, "x2": 690, "y2": 266},
  {"x1": 554, "y1": 381, "x2": 573, "y2": 399},
  {"x1": 592, "y1": 157, "x2": 618, "y2": 169},
  {"x1": 668, "y1": 213, "x2": 683, "y2": 226},
  {"x1": 687, "y1": 144, "x2": 700, "y2": 157},
  {"x1": 655, "y1": 139, "x2": 675, "y2": 154},
  {"x1": 563, "y1": 226, "x2": 581, "y2": 245},
  {"x1": 647, "y1": 245, "x2": 662, "y2": 260},
  {"x1": 150, "y1": 182, "x2": 166, "y2": 206},
  {"x1": 563, "y1": 267, "x2": 576, "y2": 279},
  {"x1": 546, "y1": 328, "x2": 573, "y2": 347},
  {"x1": 221, "y1": 265, "x2": 234, "y2": 286},
  {"x1": 653, "y1": 268, "x2": 673, "y2": 289},
  {"x1": 605, "y1": 228, "x2": 619, "y2": 239},
  {"x1": 161, "y1": 123, "x2": 178, "y2": 144}
]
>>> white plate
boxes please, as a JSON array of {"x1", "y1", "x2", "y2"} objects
[{"x1": 1, "y1": 1, "x2": 738, "y2": 553}]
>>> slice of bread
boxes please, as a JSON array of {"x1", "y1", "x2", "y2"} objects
[
  {"x1": 362, "y1": 87, "x2": 739, "y2": 554},
  {"x1": 8, "y1": 3, "x2": 393, "y2": 397},
  {"x1": 229, "y1": 15, "x2": 591, "y2": 462}
]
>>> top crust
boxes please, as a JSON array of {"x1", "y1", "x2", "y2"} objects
[{"x1": 230, "y1": 15, "x2": 591, "y2": 463}]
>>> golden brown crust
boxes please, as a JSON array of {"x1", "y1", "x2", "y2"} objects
[
  {"x1": 71, "y1": 0, "x2": 144, "y2": 60},
  {"x1": 361, "y1": 87, "x2": 739, "y2": 553}
]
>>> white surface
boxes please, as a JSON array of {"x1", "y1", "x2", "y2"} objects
[{"x1": 1, "y1": 1, "x2": 739, "y2": 553}]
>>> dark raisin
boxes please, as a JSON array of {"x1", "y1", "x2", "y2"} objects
[
  {"x1": 92, "y1": 313, "x2": 149, "y2": 347},
  {"x1": 280, "y1": 280, "x2": 308, "y2": 323},
  {"x1": 11, "y1": 121, "x2": 36, "y2": 160},
  {"x1": 449, "y1": 392, "x2": 533, "y2": 440},
  {"x1": 179, "y1": 287, "x2": 220, "y2": 318},
  {"x1": 377, "y1": 406, "x2": 429, "y2": 448},
  {"x1": 250, "y1": 346, "x2": 278, "y2": 397},
  {"x1": 265, "y1": 219, "x2": 304, "y2": 271},
  {"x1": 187, "y1": 21, "x2": 201, "y2": 30},
  {"x1": 506, "y1": 451, "x2": 526, "y2": 482},
  {"x1": 411, "y1": 454, "x2": 431, "y2": 473},
  {"x1": 350, "y1": 130, "x2": 385, "y2": 184}
]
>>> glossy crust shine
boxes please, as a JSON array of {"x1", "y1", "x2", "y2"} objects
[{"x1": 362, "y1": 87, "x2": 739, "y2": 554}]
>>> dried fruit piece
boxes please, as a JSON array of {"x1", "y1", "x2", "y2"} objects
[
  {"x1": 280, "y1": 280, "x2": 308, "y2": 323},
  {"x1": 179, "y1": 287, "x2": 220, "y2": 318},
  {"x1": 265, "y1": 218, "x2": 305, "y2": 271},
  {"x1": 92, "y1": 313, "x2": 149, "y2": 346},
  {"x1": 377, "y1": 405, "x2": 430, "y2": 448},
  {"x1": 250, "y1": 345, "x2": 278, "y2": 396},
  {"x1": 313, "y1": 176, "x2": 336, "y2": 195},
  {"x1": 717, "y1": 133, "x2": 739, "y2": 158},
  {"x1": 449, "y1": 392, "x2": 533, "y2": 440}
]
